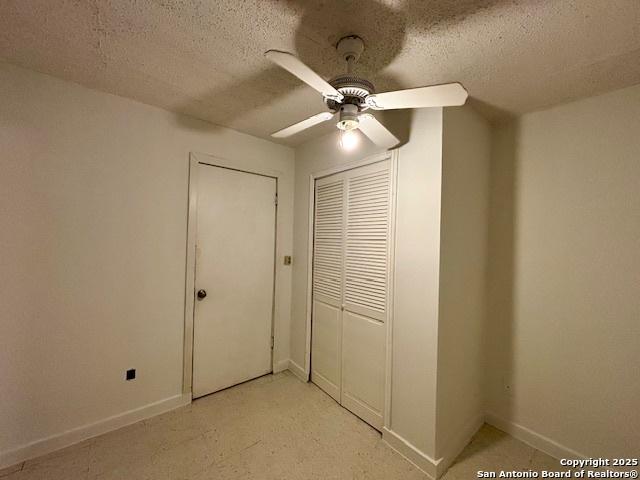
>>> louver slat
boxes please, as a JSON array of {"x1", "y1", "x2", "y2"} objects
[
  {"x1": 313, "y1": 180, "x2": 344, "y2": 304},
  {"x1": 344, "y1": 166, "x2": 390, "y2": 320}
]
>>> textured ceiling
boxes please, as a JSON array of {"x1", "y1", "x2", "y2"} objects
[{"x1": 1, "y1": 0, "x2": 639, "y2": 145}]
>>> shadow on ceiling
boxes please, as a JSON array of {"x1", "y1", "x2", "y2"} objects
[{"x1": 171, "y1": 0, "x2": 514, "y2": 141}]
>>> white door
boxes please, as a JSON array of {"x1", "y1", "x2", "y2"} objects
[
  {"x1": 193, "y1": 164, "x2": 276, "y2": 398},
  {"x1": 311, "y1": 159, "x2": 393, "y2": 430},
  {"x1": 311, "y1": 175, "x2": 346, "y2": 402}
]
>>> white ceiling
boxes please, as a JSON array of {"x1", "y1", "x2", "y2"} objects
[{"x1": 1, "y1": 0, "x2": 639, "y2": 145}]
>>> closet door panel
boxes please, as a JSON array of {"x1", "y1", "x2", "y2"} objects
[
  {"x1": 310, "y1": 300, "x2": 341, "y2": 401},
  {"x1": 312, "y1": 178, "x2": 344, "y2": 308},
  {"x1": 344, "y1": 163, "x2": 391, "y2": 322},
  {"x1": 311, "y1": 176, "x2": 344, "y2": 401},
  {"x1": 341, "y1": 310, "x2": 385, "y2": 429}
]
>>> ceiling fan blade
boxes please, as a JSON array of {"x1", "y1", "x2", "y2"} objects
[
  {"x1": 271, "y1": 112, "x2": 335, "y2": 138},
  {"x1": 365, "y1": 82, "x2": 468, "y2": 110},
  {"x1": 358, "y1": 114, "x2": 400, "y2": 149},
  {"x1": 265, "y1": 50, "x2": 344, "y2": 102}
]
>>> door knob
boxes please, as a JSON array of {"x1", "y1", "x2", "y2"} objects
[{"x1": 197, "y1": 289, "x2": 207, "y2": 300}]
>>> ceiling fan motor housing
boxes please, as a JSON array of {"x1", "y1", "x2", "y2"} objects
[
  {"x1": 325, "y1": 75, "x2": 375, "y2": 112},
  {"x1": 325, "y1": 35, "x2": 375, "y2": 115}
]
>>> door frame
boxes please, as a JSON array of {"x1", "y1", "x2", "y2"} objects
[
  {"x1": 183, "y1": 152, "x2": 283, "y2": 397},
  {"x1": 304, "y1": 149, "x2": 398, "y2": 428}
]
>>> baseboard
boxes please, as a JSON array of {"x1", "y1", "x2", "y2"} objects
[
  {"x1": 0, "y1": 393, "x2": 191, "y2": 469},
  {"x1": 273, "y1": 358, "x2": 290, "y2": 374},
  {"x1": 485, "y1": 412, "x2": 587, "y2": 461},
  {"x1": 436, "y1": 414, "x2": 485, "y2": 477},
  {"x1": 287, "y1": 359, "x2": 308, "y2": 382},
  {"x1": 382, "y1": 427, "x2": 439, "y2": 479}
]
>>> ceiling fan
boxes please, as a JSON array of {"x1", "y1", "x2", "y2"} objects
[{"x1": 265, "y1": 35, "x2": 468, "y2": 149}]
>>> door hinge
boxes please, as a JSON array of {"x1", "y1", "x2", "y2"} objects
[
  {"x1": 274, "y1": 193, "x2": 278, "y2": 206},
  {"x1": 271, "y1": 336, "x2": 275, "y2": 349}
]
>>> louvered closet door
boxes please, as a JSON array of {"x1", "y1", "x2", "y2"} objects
[
  {"x1": 311, "y1": 159, "x2": 392, "y2": 430},
  {"x1": 311, "y1": 174, "x2": 346, "y2": 401},
  {"x1": 341, "y1": 161, "x2": 391, "y2": 429}
]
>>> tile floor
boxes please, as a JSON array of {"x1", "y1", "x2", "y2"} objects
[{"x1": 1, "y1": 371, "x2": 571, "y2": 480}]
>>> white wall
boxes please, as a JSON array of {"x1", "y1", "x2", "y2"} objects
[
  {"x1": 435, "y1": 106, "x2": 491, "y2": 463},
  {"x1": 388, "y1": 109, "x2": 443, "y2": 462},
  {"x1": 0, "y1": 62, "x2": 294, "y2": 465},
  {"x1": 486, "y1": 84, "x2": 640, "y2": 458},
  {"x1": 291, "y1": 109, "x2": 445, "y2": 469}
]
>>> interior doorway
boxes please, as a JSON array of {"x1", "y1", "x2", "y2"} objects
[{"x1": 191, "y1": 162, "x2": 277, "y2": 398}]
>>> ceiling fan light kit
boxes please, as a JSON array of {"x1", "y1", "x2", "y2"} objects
[
  {"x1": 265, "y1": 35, "x2": 468, "y2": 149},
  {"x1": 337, "y1": 104, "x2": 359, "y2": 131},
  {"x1": 339, "y1": 129, "x2": 360, "y2": 151}
]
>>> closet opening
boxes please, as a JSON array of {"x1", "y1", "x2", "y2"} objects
[{"x1": 306, "y1": 151, "x2": 397, "y2": 430}]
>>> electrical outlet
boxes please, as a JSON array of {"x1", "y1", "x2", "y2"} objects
[
  {"x1": 503, "y1": 376, "x2": 513, "y2": 396},
  {"x1": 126, "y1": 369, "x2": 136, "y2": 381},
  {"x1": 284, "y1": 255, "x2": 292, "y2": 265}
]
